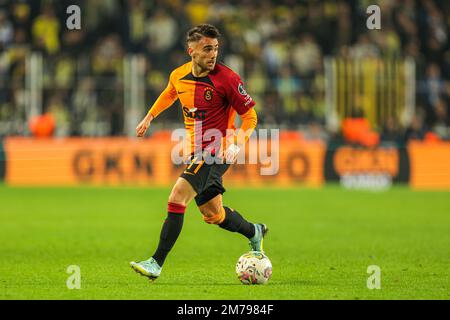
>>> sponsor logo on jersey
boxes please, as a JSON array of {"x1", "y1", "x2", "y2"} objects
[
  {"x1": 238, "y1": 83, "x2": 247, "y2": 96},
  {"x1": 183, "y1": 106, "x2": 207, "y2": 120}
]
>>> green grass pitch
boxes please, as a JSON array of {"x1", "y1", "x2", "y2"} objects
[{"x1": 0, "y1": 185, "x2": 448, "y2": 300}]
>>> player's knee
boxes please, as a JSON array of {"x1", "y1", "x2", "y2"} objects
[
  {"x1": 201, "y1": 207, "x2": 225, "y2": 225},
  {"x1": 168, "y1": 188, "x2": 188, "y2": 206}
]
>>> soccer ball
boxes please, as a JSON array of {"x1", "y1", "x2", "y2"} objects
[{"x1": 235, "y1": 251, "x2": 272, "y2": 285}]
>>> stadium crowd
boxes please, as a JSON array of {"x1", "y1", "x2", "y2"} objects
[{"x1": 0, "y1": 0, "x2": 449, "y2": 143}]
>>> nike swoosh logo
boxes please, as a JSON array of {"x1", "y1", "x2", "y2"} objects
[
  {"x1": 183, "y1": 171, "x2": 195, "y2": 176},
  {"x1": 177, "y1": 91, "x2": 187, "y2": 94}
]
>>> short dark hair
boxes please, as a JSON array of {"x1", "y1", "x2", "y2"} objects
[{"x1": 186, "y1": 24, "x2": 221, "y2": 44}]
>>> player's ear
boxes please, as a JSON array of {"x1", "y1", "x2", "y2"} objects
[
  {"x1": 187, "y1": 46, "x2": 194, "y2": 57},
  {"x1": 188, "y1": 40, "x2": 199, "y2": 58}
]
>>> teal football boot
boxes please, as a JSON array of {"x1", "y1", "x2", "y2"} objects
[
  {"x1": 249, "y1": 223, "x2": 268, "y2": 252},
  {"x1": 130, "y1": 257, "x2": 162, "y2": 281}
]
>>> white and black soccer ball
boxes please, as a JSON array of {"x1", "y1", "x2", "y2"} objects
[{"x1": 235, "y1": 251, "x2": 272, "y2": 285}]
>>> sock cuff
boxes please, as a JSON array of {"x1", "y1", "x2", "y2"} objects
[{"x1": 168, "y1": 202, "x2": 186, "y2": 214}]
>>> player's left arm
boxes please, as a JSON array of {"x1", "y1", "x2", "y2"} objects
[
  {"x1": 236, "y1": 107, "x2": 257, "y2": 145},
  {"x1": 224, "y1": 74, "x2": 257, "y2": 163}
]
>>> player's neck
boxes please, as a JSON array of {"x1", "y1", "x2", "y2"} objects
[{"x1": 191, "y1": 63, "x2": 210, "y2": 78}]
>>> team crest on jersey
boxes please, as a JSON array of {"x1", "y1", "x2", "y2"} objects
[
  {"x1": 238, "y1": 83, "x2": 247, "y2": 96},
  {"x1": 204, "y1": 87, "x2": 213, "y2": 101}
]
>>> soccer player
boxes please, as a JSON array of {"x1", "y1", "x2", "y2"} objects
[{"x1": 130, "y1": 24, "x2": 268, "y2": 281}]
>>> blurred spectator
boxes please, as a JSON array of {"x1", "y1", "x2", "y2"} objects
[
  {"x1": 394, "y1": 5, "x2": 417, "y2": 48},
  {"x1": 32, "y1": 4, "x2": 60, "y2": 55},
  {"x1": 92, "y1": 34, "x2": 123, "y2": 76},
  {"x1": 259, "y1": 90, "x2": 285, "y2": 126},
  {"x1": 431, "y1": 98, "x2": 449, "y2": 140},
  {"x1": 380, "y1": 117, "x2": 402, "y2": 144},
  {"x1": 84, "y1": 0, "x2": 121, "y2": 33},
  {"x1": 291, "y1": 33, "x2": 321, "y2": 78},
  {"x1": 424, "y1": 1, "x2": 447, "y2": 47},
  {"x1": 91, "y1": 34, "x2": 124, "y2": 135},
  {"x1": 0, "y1": 9, "x2": 13, "y2": 49},
  {"x1": 276, "y1": 66, "x2": 300, "y2": 99},
  {"x1": 262, "y1": 33, "x2": 290, "y2": 78},
  {"x1": 424, "y1": 63, "x2": 446, "y2": 107},
  {"x1": 46, "y1": 93, "x2": 70, "y2": 136},
  {"x1": 404, "y1": 110, "x2": 427, "y2": 142},
  {"x1": 373, "y1": 25, "x2": 401, "y2": 58},
  {"x1": 62, "y1": 28, "x2": 86, "y2": 58},
  {"x1": 10, "y1": 2, "x2": 32, "y2": 40},
  {"x1": 145, "y1": 9, "x2": 178, "y2": 67},
  {"x1": 186, "y1": 0, "x2": 210, "y2": 26},
  {"x1": 351, "y1": 33, "x2": 379, "y2": 59},
  {"x1": 9, "y1": 27, "x2": 30, "y2": 57},
  {"x1": 334, "y1": 2, "x2": 352, "y2": 49},
  {"x1": 124, "y1": 0, "x2": 146, "y2": 53},
  {"x1": 70, "y1": 77, "x2": 97, "y2": 136}
]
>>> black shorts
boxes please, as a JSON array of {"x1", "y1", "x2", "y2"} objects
[{"x1": 180, "y1": 156, "x2": 230, "y2": 206}]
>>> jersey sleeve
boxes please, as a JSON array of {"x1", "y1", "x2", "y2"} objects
[
  {"x1": 225, "y1": 73, "x2": 256, "y2": 115},
  {"x1": 148, "y1": 71, "x2": 178, "y2": 118},
  {"x1": 236, "y1": 107, "x2": 257, "y2": 146}
]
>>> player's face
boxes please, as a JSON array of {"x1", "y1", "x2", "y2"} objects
[{"x1": 189, "y1": 37, "x2": 219, "y2": 72}]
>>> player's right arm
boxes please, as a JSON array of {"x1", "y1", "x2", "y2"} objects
[{"x1": 136, "y1": 72, "x2": 178, "y2": 137}]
